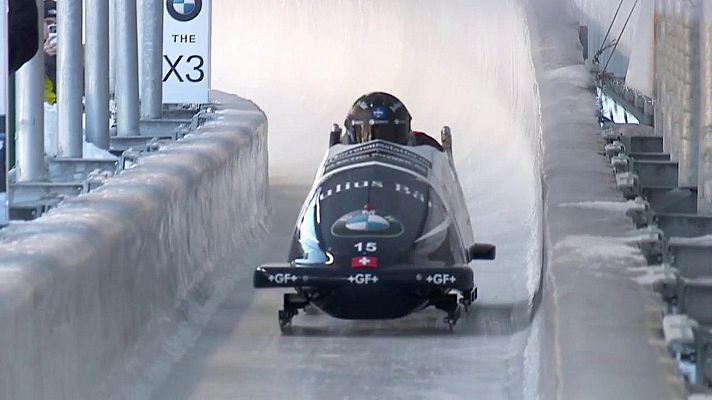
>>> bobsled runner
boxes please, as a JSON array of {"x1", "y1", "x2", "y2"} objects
[{"x1": 253, "y1": 127, "x2": 496, "y2": 332}]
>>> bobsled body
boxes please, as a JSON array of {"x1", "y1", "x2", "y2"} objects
[{"x1": 254, "y1": 139, "x2": 494, "y2": 329}]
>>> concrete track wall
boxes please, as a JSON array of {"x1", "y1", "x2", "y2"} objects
[
  {"x1": 528, "y1": 0, "x2": 685, "y2": 397},
  {"x1": 0, "y1": 94, "x2": 268, "y2": 399}
]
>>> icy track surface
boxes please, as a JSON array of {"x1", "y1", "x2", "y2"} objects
[{"x1": 152, "y1": 0, "x2": 543, "y2": 399}]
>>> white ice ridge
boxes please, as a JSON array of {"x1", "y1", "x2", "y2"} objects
[
  {"x1": 557, "y1": 200, "x2": 642, "y2": 212},
  {"x1": 554, "y1": 234, "x2": 647, "y2": 263},
  {"x1": 0, "y1": 92, "x2": 269, "y2": 399},
  {"x1": 669, "y1": 235, "x2": 712, "y2": 246}
]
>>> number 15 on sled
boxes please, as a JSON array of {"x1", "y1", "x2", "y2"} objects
[{"x1": 163, "y1": 0, "x2": 211, "y2": 104}]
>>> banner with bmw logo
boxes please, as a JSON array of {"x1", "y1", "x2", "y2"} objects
[
  {"x1": 166, "y1": 0, "x2": 202, "y2": 22},
  {"x1": 0, "y1": 1, "x2": 8, "y2": 227},
  {"x1": 163, "y1": 0, "x2": 211, "y2": 104}
]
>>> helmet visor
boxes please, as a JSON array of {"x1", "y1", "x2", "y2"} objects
[{"x1": 351, "y1": 119, "x2": 409, "y2": 144}]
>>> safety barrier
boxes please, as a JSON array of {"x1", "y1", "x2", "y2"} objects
[
  {"x1": 604, "y1": 122, "x2": 712, "y2": 394},
  {"x1": 526, "y1": 0, "x2": 688, "y2": 396},
  {"x1": 0, "y1": 93, "x2": 268, "y2": 399}
]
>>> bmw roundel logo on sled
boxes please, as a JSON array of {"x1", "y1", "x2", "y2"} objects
[
  {"x1": 166, "y1": 0, "x2": 203, "y2": 22},
  {"x1": 345, "y1": 213, "x2": 389, "y2": 232},
  {"x1": 331, "y1": 210, "x2": 404, "y2": 237}
]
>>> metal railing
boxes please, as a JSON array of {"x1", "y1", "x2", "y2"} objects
[{"x1": 6, "y1": 0, "x2": 194, "y2": 221}]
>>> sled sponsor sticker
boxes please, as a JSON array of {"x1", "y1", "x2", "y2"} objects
[
  {"x1": 323, "y1": 141, "x2": 431, "y2": 176},
  {"x1": 319, "y1": 180, "x2": 427, "y2": 204},
  {"x1": 332, "y1": 209, "x2": 404, "y2": 238},
  {"x1": 351, "y1": 256, "x2": 378, "y2": 268},
  {"x1": 347, "y1": 273, "x2": 379, "y2": 284},
  {"x1": 267, "y1": 273, "x2": 298, "y2": 284},
  {"x1": 346, "y1": 213, "x2": 389, "y2": 232},
  {"x1": 426, "y1": 274, "x2": 456, "y2": 284},
  {"x1": 371, "y1": 106, "x2": 387, "y2": 120}
]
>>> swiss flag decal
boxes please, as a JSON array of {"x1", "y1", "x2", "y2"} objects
[{"x1": 351, "y1": 256, "x2": 378, "y2": 268}]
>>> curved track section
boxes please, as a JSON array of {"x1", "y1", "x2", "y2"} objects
[{"x1": 152, "y1": 1, "x2": 543, "y2": 398}]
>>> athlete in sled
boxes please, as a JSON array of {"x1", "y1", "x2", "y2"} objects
[{"x1": 253, "y1": 92, "x2": 496, "y2": 332}]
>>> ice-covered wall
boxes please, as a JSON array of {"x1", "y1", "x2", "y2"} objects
[
  {"x1": 528, "y1": 0, "x2": 685, "y2": 396},
  {"x1": 0, "y1": 94, "x2": 268, "y2": 399}
]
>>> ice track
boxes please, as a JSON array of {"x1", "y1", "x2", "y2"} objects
[{"x1": 152, "y1": 1, "x2": 543, "y2": 398}]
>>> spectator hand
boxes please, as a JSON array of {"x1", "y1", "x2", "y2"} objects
[{"x1": 43, "y1": 37, "x2": 57, "y2": 56}]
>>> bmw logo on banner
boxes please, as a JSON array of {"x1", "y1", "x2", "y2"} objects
[
  {"x1": 166, "y1": 0, "x2": 203, "y2": 22},
  {"x1": 163, "y1": 0, "x2": 210, "y2": 103}
]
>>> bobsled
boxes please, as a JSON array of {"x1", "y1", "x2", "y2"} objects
[{"x1": 253, "y1": 127, "x2": 496, "y2": 332}]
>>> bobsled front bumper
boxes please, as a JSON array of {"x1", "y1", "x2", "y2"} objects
[{"x1": 253, "y1": 263, "x2": 474, "y2": 292}]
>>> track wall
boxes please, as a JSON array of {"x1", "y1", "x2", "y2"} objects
[{"x1": 0, "y1": 94, "x2": 268, "y2": 399}]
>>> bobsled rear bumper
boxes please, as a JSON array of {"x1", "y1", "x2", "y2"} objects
[{"x1": 253, "y1": 263, "x2": 474, "y2": 292}]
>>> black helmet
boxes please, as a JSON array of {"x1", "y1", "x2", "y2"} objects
[{"x1": 344, "y1": 92, "x2": 411, "y2": 145}]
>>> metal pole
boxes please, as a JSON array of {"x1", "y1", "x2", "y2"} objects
[
  {"x1": 109, "y1": 0, "x2": 116, "y2": 95},
  {"x1": 141, "y1": 0, "x2": 163, "y2": 119},
  {"x1": 116, "y1": 0, "x2": 140, "y2": 136},
  {"x1": 15, "y1": 0, "x2": 45, "y2": 181},
  {"x1": 678, "y1": 1, "x2": 699, "y2": 188},
  {"x1": 85, "y1": 0, "x2": 110, "y2": 149},
  {"x1": 579, "y1": 25, "x2": 589, "y2": 60},
  {"x1": 0, "y1": 0, "x2": 7, "y2": 227},
  {"x1": 654, "y1": 0, "x2": 662, "y2": 137},
  {"x1": 698, "y1": 0, "x2": 712, "y2": 214},
  {"x1": 667, "y1": 0, "x2": 679, "y2": 161},
  {"x1": 57, "y1": 0, "x2": 84, "y2": 157}
]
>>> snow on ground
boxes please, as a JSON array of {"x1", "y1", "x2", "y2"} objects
[
  {"x1": 43, "y1": 103, "x2": 119, "y2": 160},
  {"x1": 83, "y1": 141, "x2": 119, "y2": 160}
]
